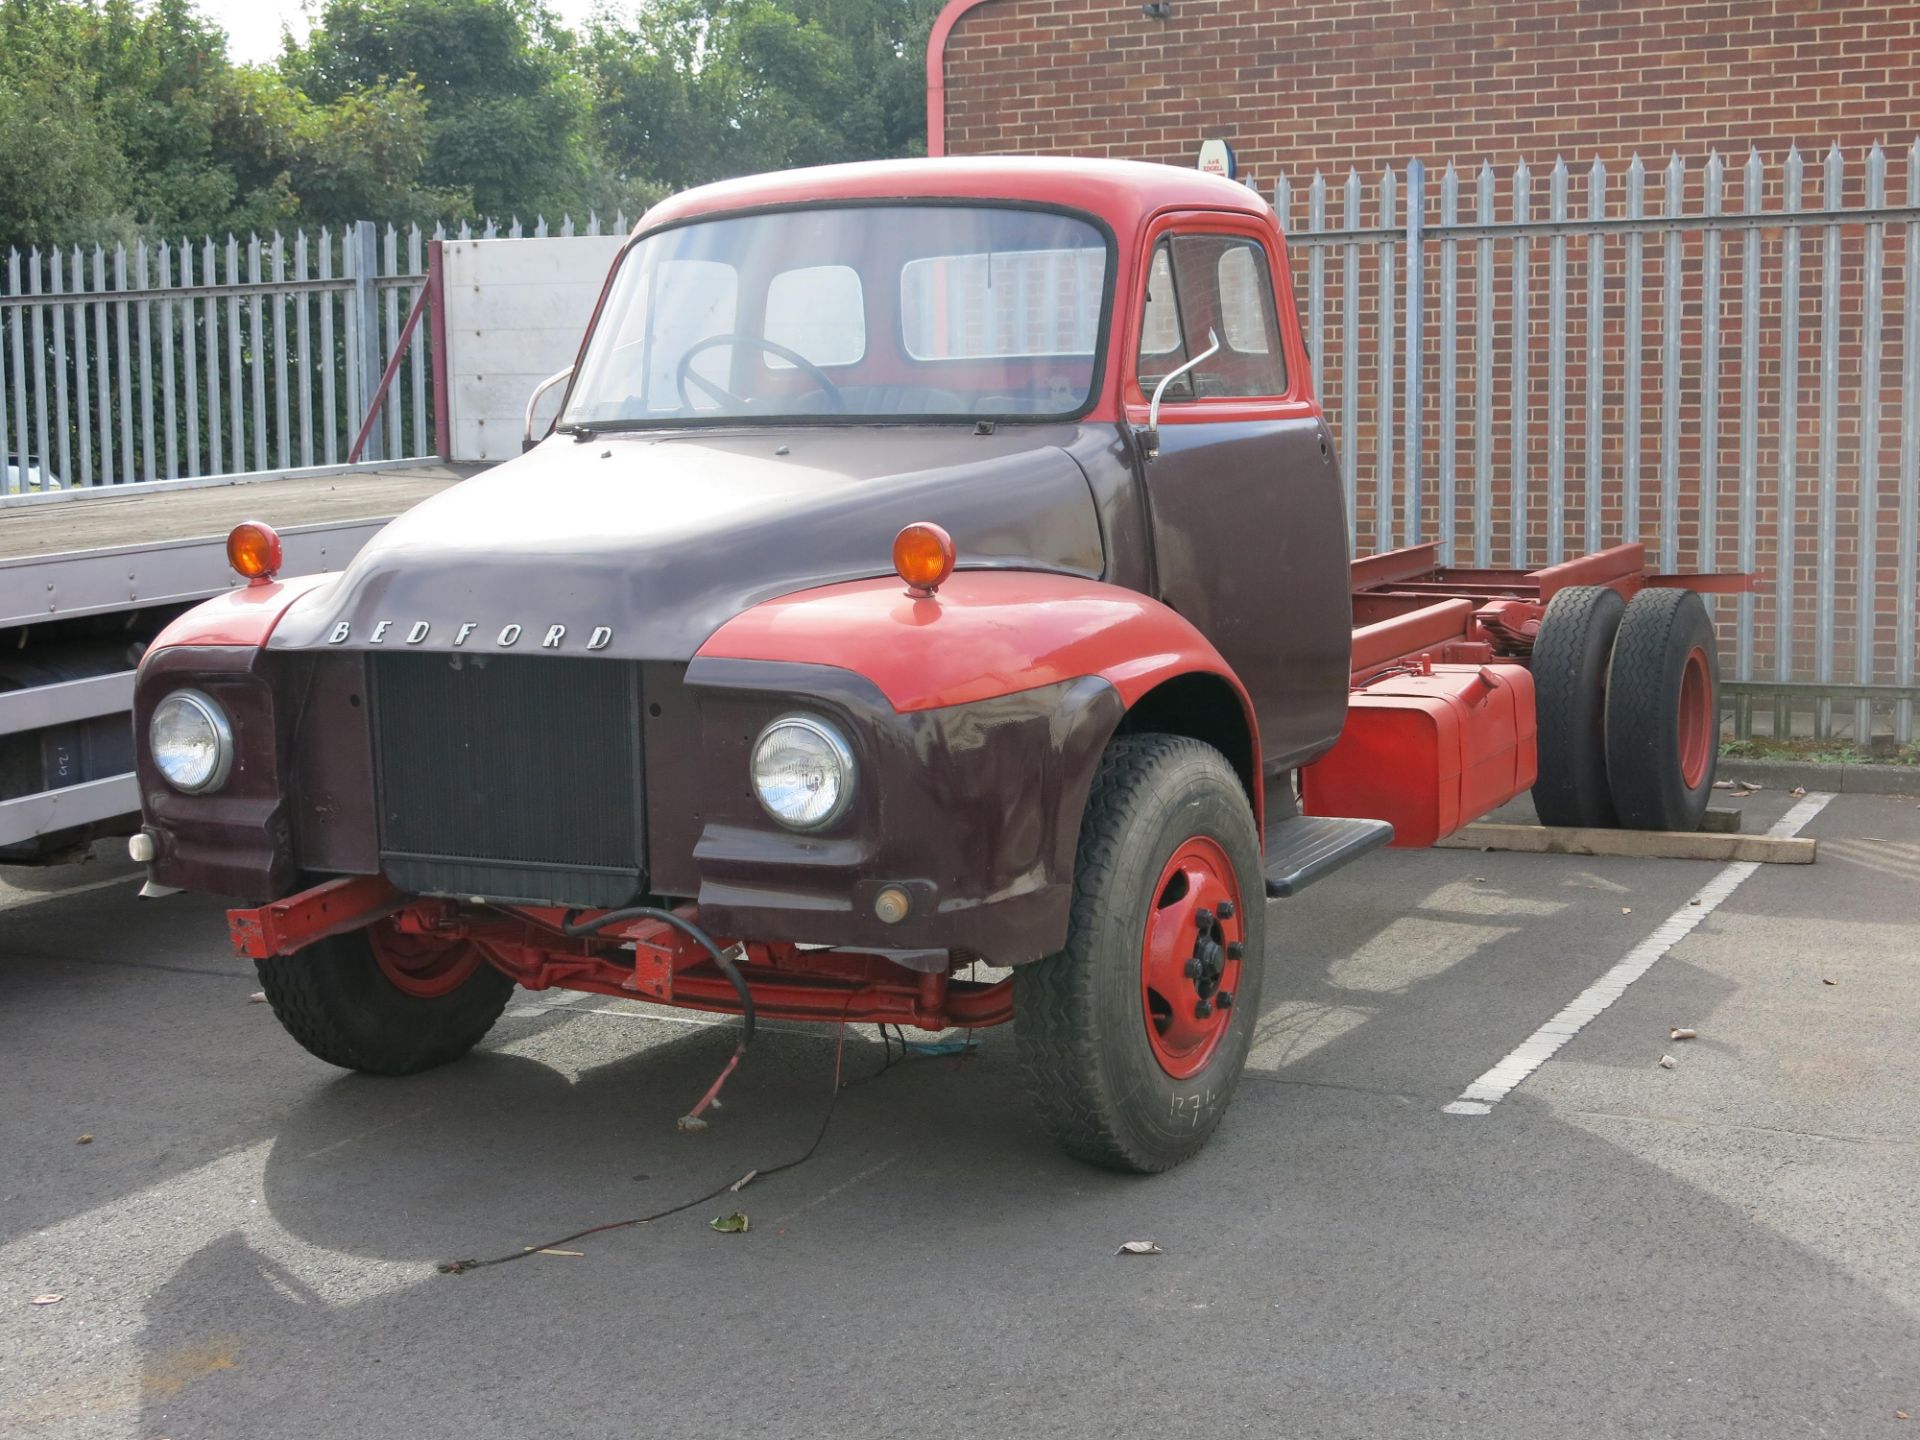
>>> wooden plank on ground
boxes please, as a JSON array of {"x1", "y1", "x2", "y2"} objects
[{"x1": 1435, "y1": 822, "x2": 1815, "y2": 864}]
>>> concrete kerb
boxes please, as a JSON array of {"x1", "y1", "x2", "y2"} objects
[{"x1": 1716, "y1": 757, "x2": 1920, "y2": 796}]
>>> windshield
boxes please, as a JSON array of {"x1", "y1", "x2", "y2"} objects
[{"x1": 560, "y1": 205, "x2": 1112, "y2": 428}]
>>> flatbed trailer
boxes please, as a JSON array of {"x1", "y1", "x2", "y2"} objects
[{"x1": 0, "y1": 463, "x2": 475, "y2": 859}]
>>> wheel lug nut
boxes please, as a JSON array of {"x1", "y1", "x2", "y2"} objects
[
  {"x1": 1217, "y1": 900, "x2": 1234, "y2": 920},
  {"x1": 1216, "y1": 990, "x2": 1234, "y2": 1010},
  {"x1": 1226, "y1": 941, "x2": 1244, "y2": 960},
  {"x1": 1194, "y1": 1000, "x2": 1213, "y2": 1020},
  {"x1": 1183, "y1": 958, "x2": 1203, "y2": 980},
  {"x1": 1194, "y1": 908, "x2": 1213, "y2": 929}
]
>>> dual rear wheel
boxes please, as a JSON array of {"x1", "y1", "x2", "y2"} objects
[{"x1": 1532, "y1": 585, "x2": 1720, "y2": 832}]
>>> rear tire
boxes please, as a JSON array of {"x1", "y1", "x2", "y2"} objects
[
  {"x1": 1015, "y1": 734, "x2": 1265, "y2": 1173},
  {"x1": 258, "y1": 918, "x2": 513, "y2": 1076},
  {"x1": 1530, "y1": 585, "x2": 1626, "y2": 828},
  {"x1": 1604, "y1": 588, "x2": 1720, "y2": 831}
]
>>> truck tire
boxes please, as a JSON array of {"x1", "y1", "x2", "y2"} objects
[
  {"x1": 257, "y1": 918, "x2": 513, "y2": 1076},
  {"x1": 1604, "y1": 588, "x2": 1720, "y2": 831},
  {"x1": 1530, "y1": 585, "x2": 1626, "y2": 828},
  {"x1": 1015, "y1": 733, "x2": 1264, "y2": 1173}
]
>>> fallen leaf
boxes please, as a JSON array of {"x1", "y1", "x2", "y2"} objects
[
  {"x1": 247, "y1": 991, "x2": 266, "y2": 1004},
  {"x1": 1670, "y1": 1028, "x2": 1697, "y2": 1041},
  {"x1": 1895, "y1": 1411, "x2": 1909, "y2": 1421},
  {"x1": 1688, "y1": 898, "x2": 1702, "y2": 906},
  {"x1": 1790, "y1": 786, "x2": 1807, "y2": 798},
  {"x1": 676, "y1": 1115, "x2": 709, "y2": 1133},
  {"x1": 75, "y1": 1134, "x2": 93, "y2": 1145},
  {"x1": 1822, "y1": 977, "x2": 1837, "y2": 986},
  {"x1": 710, "y1": 1212, "x2": 749, "y2": 1234},
  {"x1": 1621, "y1": 907, "x2": 1633, "y2": 915},
  {"x1": 1712, "y1": 780, "x2": 1735, "y2": 790},
  {"x1": 1658, "y1": 1055, "x2": 1677, "y2": 1069},
  {"x1": 1115, "y1": 1240, "x2": 1164, "y2": 1256},
  {"x1": 30, "y1": 1294, "x2": 62, "y2": 1306}
]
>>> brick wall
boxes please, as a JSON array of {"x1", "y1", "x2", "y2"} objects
[
  {"x1": 940, "y1": 1, "x2": 1920, "y2": 738},
  {"x1": 940, "y1": 0, "x2": 1920, "y2": 185}
]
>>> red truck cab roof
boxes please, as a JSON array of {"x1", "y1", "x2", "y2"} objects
[{"x1": 636, "y1": 156, "x2": 1274, "y2": 238}]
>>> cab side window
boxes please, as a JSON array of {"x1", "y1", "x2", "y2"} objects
[{"x1": 1137, "y1": 233, "x2": 1287, "y2": 401}]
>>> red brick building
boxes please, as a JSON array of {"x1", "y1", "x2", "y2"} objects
[{"x1": 930, "y1": 0, "x2": 1920, "y2": 185}]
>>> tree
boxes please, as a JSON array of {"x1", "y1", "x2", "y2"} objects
[
  {"x1": 582, "y1": 0, "x2": 935, "y2": 196},
  {"x1": 0, "y1": 0, "x2": 936, "y2": 255},
  {"x1": 285, "y1": 0, "x2": 602, "y2": 221}
]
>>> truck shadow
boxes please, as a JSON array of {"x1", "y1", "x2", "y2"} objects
[{"x1": 121, "y1": 1029, "x2": 1920, "y2": 1439}]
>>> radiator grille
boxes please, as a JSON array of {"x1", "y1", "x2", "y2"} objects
[{"x1": 370, "y1": 653, "x2": 643, "y2": 907}]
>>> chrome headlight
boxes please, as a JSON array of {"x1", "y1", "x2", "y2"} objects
[
  {"x1": 149, "y1": 689, "x2": 234, "y2": 794},
  {"x1": 750, "y1": 715, "x2": 855, "y2": 831}
]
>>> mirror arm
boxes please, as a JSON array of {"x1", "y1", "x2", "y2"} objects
[
  {"x1": 1138, "y1": 328, "x2": 1221, "y2": 461},
  {"x1": 523, "y1": 366, "x2": 576, "y2": 452}
]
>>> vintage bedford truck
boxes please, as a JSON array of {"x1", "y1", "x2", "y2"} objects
[{"x1": 130, "y1": 158, "x2": 1724, "y2": 1172}]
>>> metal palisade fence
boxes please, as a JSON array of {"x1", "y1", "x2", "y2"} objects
[
  {"x1": 0, "y1": 212, "x2": 631, "y2": 494},
  {"x1": 5, "y1": 162, "x2": 1917, "y2": 744},
  {"x1": 1277, "y1": 141, "x2": 1920, "y2": 746}
]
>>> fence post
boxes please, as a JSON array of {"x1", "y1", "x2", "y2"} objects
[
  {"x1": 352, "y1": 220, "x2": 383, "y2": 463},
  {"x1": 1403, "y1": 158, "x2": 1424, "y2": 548}
]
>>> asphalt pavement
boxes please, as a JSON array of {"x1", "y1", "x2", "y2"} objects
[{"x1": 2, "y1": 788, "x2": 1916, "y2": 1439}]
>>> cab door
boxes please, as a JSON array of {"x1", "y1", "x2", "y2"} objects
[{"x1": 1125, "y1": 214, "x2": 1352, "y2": 776}]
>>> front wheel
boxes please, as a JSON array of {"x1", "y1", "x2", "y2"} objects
[
  {"x1": 1015, "y1": 734, "x2": 1265, "y2": 1173},
  {"x1": 257, "y1": 917, "x2": 514, "y2": 1076}
]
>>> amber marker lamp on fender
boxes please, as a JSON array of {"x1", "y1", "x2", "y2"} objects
[
  {"x1": 892, "y1": 521, "x2": 955, "y2": 599},
  {"x1": 226, "y1": 520, "x2": 283, "y2": 585}
]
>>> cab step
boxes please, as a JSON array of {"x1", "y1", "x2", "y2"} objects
[{"x1": 1263, "y1": 814, "x2": 1394, "y2": 897}]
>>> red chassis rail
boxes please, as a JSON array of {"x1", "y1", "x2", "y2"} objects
[
  {"x1": 229, "y1": 877, "x2": 1013, "y2": 1031},
  {"x1": 1347, "y1": 542, "x2": 1756, "y2": 684}
]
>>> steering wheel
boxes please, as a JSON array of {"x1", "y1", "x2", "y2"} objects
[{"x1": 674, "y1": 334, "x2": 846, "y2": 413}]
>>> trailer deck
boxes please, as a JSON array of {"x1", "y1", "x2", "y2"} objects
[{"x1": 1, "y1": 464, "x2": 475, "y2": 628}]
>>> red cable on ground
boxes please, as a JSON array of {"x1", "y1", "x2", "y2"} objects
[{"x1": 677, "y1": 1046, "x2": 744, "y2": 1130}]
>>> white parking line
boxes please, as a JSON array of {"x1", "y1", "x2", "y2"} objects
[
  {"x1": 1442, "y1": 792, "x2": 1835, "y2": 1116},
  {"x1": 0, "y1": 870, "x2": 140, "y2": 913}
]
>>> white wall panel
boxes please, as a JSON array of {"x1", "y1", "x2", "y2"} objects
[{"x1": 442, "y1": 237, "x2": 624, "y2": 462}]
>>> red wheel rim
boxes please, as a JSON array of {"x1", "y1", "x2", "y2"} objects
[
  {"x1": 1140, "y1": 836, "x2": 1245, "y2": 1080},
  {"x1": 1677, "y1": 646, "x2": 1712, "y2": 789},
  {"x1": 368, "y1": 920, "x2": 485, "y2": 999}
]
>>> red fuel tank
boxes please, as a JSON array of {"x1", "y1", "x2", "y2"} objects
[{"x1": 1300, "y1": 663, "x2": 1539, "y2": 848}]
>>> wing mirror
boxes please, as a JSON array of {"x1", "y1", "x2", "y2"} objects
[
  {"x1": 1136, "y1": 328, "x2": 1220, "y2": 462},
  {"x1": 523, "y1": 366, "x2": 575, "y2": 452}
]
